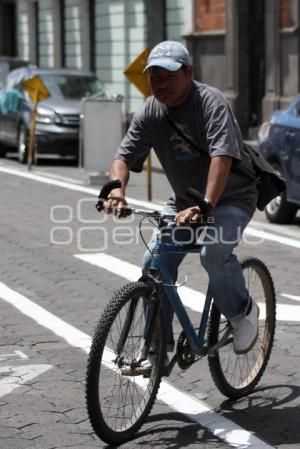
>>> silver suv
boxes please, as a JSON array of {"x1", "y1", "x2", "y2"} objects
[{"x1": 0, "y1": 67, "x2": 103, "y2": 162}]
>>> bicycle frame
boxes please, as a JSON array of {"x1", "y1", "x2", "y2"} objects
[{"x1": 148, "y1": 233, "x2": 213, "y2": 355}]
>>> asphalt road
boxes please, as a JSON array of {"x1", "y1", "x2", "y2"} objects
[{"x1": 0, "y1": 157, "x2": 299, "y2": 449}]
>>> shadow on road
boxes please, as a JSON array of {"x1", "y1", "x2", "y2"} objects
[
  {"x1": 105, "y1": 412, "x2": 225, "y2": 449},
  {"x1": 219, "y1": 384, "x2": 300, "y2": 446},
  {"x1": 104, "y1": 384, "x2": 299, "y2": 449}
]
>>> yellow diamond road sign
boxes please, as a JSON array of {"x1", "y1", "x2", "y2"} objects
[
  {"x1": 124, "y1": 48, "x2": 151, "y2": 97},
  {"x1": 23, "y1": 75, "x2": 50, "y2": 103}
]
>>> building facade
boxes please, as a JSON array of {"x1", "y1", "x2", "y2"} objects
[{"x1": 0, "y1": 0, "x2": 299, "y2": 136}]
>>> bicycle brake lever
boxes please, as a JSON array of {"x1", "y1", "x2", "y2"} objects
[{"x1": 118, "y1": 207, "x2": 133, "y2": 217}]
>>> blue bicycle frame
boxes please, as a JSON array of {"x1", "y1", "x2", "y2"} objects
[{"x1": 148, "y1": 236, "x2": 213, "y2": 355}]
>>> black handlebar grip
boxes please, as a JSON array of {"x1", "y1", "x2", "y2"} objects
[
  {"x1": 96, "y1": 179, "x2": 122, "y2": 212},
  {"x1": 98, "y1": 179, "x2": 122, "y2": 199},
  {"x1": 186, "y1": 188, "x2": 213, "y2": 216}
]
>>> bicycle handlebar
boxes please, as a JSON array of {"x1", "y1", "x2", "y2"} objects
[
  {"x1": 96, "y1": 179, "x2": 124, "y2": 213},
  {"x1": 185, "y1": 188, "x2": 213, "y2": 216},
  {"x1": 96, "y1": 180, "x2": 213, "y2": 218},
  {"x1": 96, "y1": 180, "x2": 134, "y2": 217}
]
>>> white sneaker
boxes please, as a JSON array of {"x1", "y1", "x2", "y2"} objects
[{"x1": 230, "y1": 300, "x2": 260, "y2": 354}]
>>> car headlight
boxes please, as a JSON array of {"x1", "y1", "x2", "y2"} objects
[{"x1": 36, "y1": 106, "x2": 58, "y2": 124}]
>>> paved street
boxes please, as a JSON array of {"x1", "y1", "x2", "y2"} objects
[{"x1": 0, "y1": 157, "x2": 299, "y2": 449}]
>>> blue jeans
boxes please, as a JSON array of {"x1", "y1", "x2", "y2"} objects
[{"x1": 142, "y1": 204, "x2": 252, "y2": 348}]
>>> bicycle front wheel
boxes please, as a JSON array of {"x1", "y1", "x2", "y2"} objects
[
  {"x1": 86, "y1": 282, "x2": 166, "y2": 444},
  {"x1": 207, "y1": 257, "x2": 276, "y2": 399}
]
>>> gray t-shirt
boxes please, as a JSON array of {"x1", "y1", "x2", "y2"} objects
[{"x1": 115, "y1": 80, "x2": 258, "y2": 216}]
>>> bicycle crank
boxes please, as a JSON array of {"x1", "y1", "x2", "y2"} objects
[{"x1": 176, "y1": 331, "x2": 205, "y2": 369}]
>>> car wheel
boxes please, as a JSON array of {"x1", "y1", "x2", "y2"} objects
[
  {"x1": 265, "y1": 164, "x2": 298, "y2": 224},
  {"x1": 0, "y1": 143, "x2": 6, "y2": 158},
  {"x1": 18, "y1": 125, "x2": 28, "y2": 164}
]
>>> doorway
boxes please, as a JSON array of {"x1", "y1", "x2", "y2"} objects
[{"x1": 0, "y1": 1, "x2": 16, "y2": 56}]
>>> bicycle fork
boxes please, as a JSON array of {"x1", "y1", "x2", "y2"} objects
[{"x1": 114, "y1": 288, "x2": 162, "y2": 370}]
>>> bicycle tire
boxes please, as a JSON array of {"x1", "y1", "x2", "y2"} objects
[
  {"x1": 86, "y1": 282, "x2": 166, "y2": 444},
  {"x1": 207, "y1": 257, "x2": 276, "y2": 399}
]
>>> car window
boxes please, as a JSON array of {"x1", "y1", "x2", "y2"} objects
[{"x1": 40, "y1": 74, "x2": 103, "y2": 100}]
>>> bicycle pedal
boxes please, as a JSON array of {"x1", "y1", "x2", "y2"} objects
[{"x1": 120, "y1": 365, "x2": 150, "y2": 377}]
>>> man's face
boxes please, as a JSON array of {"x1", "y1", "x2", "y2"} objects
[{"x1": 147, "y1": 65, "x2": 193, "y2": 108}]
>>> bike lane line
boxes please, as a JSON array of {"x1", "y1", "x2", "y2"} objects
[
  {"x1": 75, "y1": 252, "x2": 300, "y2": 322},
  {"x1": 0, "y1": 165, "x2": 299, "y2": 250},
  {"x1": 0, "y1": 280, "x2": 274, "y2": 449},
  {"x1": 281, "y1": 294, "x2": 300, "y2": 302}
]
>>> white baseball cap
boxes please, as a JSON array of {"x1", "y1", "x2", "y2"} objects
[{"x1": 144, "y1": 41, "x2": 192, "y2": 72}]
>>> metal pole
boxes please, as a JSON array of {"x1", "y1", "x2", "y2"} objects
[{"x1": 27, "y1": 89, "x2": 38, "y2": 171}]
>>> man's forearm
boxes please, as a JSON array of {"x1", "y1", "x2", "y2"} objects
[
  {"x1": 109, "y1": 159, "x2": 130, "y2": 195},
  {"x1": 205, "y1": 155, "x2": 232, "y2": 206}
]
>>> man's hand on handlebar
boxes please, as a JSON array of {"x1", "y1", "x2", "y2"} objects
[
  {"x1": 175, "y1": 206, "x2": 202, "y2": 225},
  {"x1": 104, "y1": 188, "x2": 128, "y2": 218}
]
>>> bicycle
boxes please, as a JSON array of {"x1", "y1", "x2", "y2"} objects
[{"x1": 85, "y1": 180, "x2": 276, "y2": 444}]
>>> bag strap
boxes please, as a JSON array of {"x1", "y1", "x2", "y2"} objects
[
  {"x1": 164, "y1": 109, "x2": 208, "y2": 156},
  {"x1": 164, "y1": 104, "x2": 255, "y2": 182}
]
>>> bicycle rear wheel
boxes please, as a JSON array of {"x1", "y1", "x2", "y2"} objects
[
  {"x1": 86, "y1": 282, "x2": 166, "y2": 444},
  {"x1": 207, "y1": 257, "x2": 276, "y2": 399}
]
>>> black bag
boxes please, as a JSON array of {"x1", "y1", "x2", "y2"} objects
[
  {"x1": 241, "y1": 143, "x2": 286, "y2": 211},
  {"x1": 165, "y1": 111, "x2": 286, "y2": 211}
]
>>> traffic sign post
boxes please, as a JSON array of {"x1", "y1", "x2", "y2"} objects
[
  {"x1": 23, "y1": 75, "x2": 50, "y2": 171},
  {"x1": 27, "y1": 88, "x2": 38, "y2": 171},
  {"x1": 124, "y1": 49, "x2": 153, "y2": 201}
]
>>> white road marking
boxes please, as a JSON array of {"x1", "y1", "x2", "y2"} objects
[
  {"x1": 0, "y1": 365, "x2": 52, "y2": 398},
  {"x1": 33, "y1": 170, "x2": 85, "y2": 185},
  {"x1": 15, "y1": 350, "x2": 29, "y2": 359},
  {"x1": 0, "y1": 165, "x2": 299, "y2": 250},
  {"x1": 75, "y1": 252, "x2": 300, "y2": 322},
  {"x1": 244, "y1": 227, "x2": 300, "y2": 249},
  {"x1": 156, "y1": 382, "x2": 274, "y2": 448},
  {"x1": 250, "y1": 219, "x2": 300, "y2": 240},
  {"x1": 281, "y1": 293, "x2": 300, "y2": 302},
  {"x1": 0, "y1": 281, "x2": 91, "y2": 353},
  {"x1": 0, "y1": 350, "x2": 28, "y2": 361},
  {"x1": 0, "y1": 280, "x2": 274, "y2": 448}
]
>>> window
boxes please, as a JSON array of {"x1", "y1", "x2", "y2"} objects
[{"x1": 40, "y1": 74, "x2": 103, "y2": 100}]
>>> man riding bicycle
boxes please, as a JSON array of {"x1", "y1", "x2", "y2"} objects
[{"x1": 104, "y1": 40, "x2": 259, "y2": 357}]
